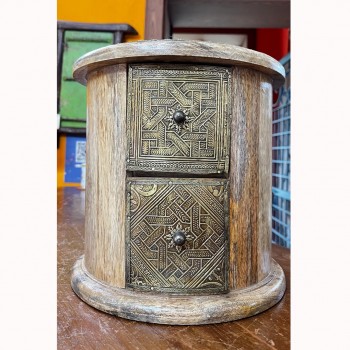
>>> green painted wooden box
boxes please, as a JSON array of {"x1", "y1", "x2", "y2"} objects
[{"x1": 59, "y1": 31, "x2": 113, "y2": 130}]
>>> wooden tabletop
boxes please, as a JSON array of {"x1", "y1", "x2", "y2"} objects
[{"x1": 58, "y1": 187, "x2": 290, "y2": 350}]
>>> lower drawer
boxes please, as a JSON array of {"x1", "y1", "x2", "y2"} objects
[{"x1": 126, "y1": 178, "x2": 229, "y2": 294}]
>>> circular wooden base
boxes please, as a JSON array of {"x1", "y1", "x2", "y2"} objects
[{"x1": 71, "y1": 256, "x2": 286, "y2": 325}]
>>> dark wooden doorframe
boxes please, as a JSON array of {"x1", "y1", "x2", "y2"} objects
[
  {"x1": 144, "y1": 0, "x2": 167, "y2": 39},
  {"x1": 144, "y1": 1, "x2": 257, "y2": 50},
  {"x1": 144, "y1": 0, "x2": 290, "y2": 41}
]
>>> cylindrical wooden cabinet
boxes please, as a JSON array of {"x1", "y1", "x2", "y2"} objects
[{"x1": 71, "y1": 40, "x2": 286, "y2": 325}]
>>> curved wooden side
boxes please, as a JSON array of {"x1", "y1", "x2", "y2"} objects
[
  {"x1": 84, "y1": 63, "x2": 127, "y2": 288},
  {"x1": 71, "y1": 256, "x2": 286, "y2": 325},
  {"x1": 229, "y1": 67, "x2": 273, "y2": 289}
]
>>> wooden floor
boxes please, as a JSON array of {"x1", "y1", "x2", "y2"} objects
[{"x1": 58, "y1": 187, "x2": 290, "y2": 350}]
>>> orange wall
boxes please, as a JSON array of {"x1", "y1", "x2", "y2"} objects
[
  {"x1": 57, "y1": 0, "x2": 146, "y2": 187},
  {"x1": 57, "y1": 0, "x2": 146, "y2": 41},
  {"x1": 57, "y1": 136, "x2": 66, "y2": 188}
]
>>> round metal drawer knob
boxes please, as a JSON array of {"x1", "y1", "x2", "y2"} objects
[
  {"x1": 172, "y1": 110, "x2": 186, "y2": 124},
  {"x1": 173, "y1": 230, "x2": 186, "y2": 246}
]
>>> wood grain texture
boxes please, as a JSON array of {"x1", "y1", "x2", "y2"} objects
[
  {"x1": 72, "y1": 256, "x2": 285, "y2": 325},
  {"x1": 58, "y1": 188, "x2": 290, "y2": 349},
  {"x1": 229, "y1": 67, "x2": 273, "y2": 289},
  {"x1": 144, "y1": 0, "x2": 166, "y2": 40},
  {"x1": 72, "y1": 40, "x2": 286, "y2": 324},
  {"x1": 84, "y1": 64, "x2": 127, "y2": 287},
  {"x1": 72, "y1": 39, "x2": 285, "y2": 88},
  {"x1": 258, "y1": 79, "x2": 273, "y2": 281}
]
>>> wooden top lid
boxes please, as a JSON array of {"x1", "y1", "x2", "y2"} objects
[{"x1": 73, "y1": 39, "x2": 285, "y2": 88}]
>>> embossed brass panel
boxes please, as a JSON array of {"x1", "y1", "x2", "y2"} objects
[
  {"x1": 126, "y1": 178, "x2": 229, "y2": 294},
  {"x1": 127, "y1": 64, "x2": 232, "y2": 174}
]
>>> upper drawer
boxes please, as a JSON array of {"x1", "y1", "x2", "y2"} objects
[{"x1": 126, "y1": 64, "x2": 232, "y2": 174}]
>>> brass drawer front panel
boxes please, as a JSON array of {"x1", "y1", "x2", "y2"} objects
[
  {"x1": 126, "y1": 178, "x2": 229, "y2": 294},
  {"x1": 127, "y1": 64, "x2": 232, "y2": 174}
]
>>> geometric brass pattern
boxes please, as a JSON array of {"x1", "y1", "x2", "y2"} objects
[
  {"x1": 127, "y1": 64, "x2": 232, "y2": 174},
  {"x1": 126, "y1": 178, "x2": 229, "y2": 294}
]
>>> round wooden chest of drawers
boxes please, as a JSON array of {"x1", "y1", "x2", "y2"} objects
[{"x1": 71, "y1": 40, "x2": 286, "y2": 325}]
